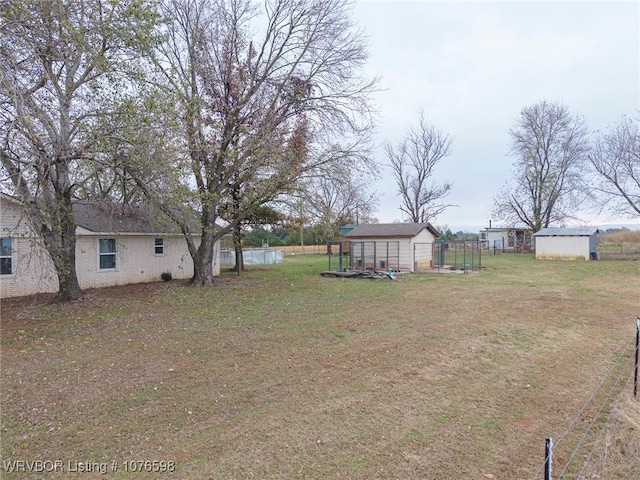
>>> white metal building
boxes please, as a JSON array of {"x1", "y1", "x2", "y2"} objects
[{"x1": 533, "y1": 227, "x2": 600, "y2": 261}]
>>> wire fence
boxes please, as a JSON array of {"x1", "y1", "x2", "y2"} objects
[
  {"x1": 429, "y1": 241, "x2": 482, "y2": 272},
  {"x1": 531, "y1": 318, "x2": 640, "y2": 479},
  {"x1": 597, "y1": 242, "x2": 640, "y2": 260}
]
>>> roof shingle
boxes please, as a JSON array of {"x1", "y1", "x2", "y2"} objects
[
  {"x1": 345, "y1": 223, "x2": 439, "y2": 238},
  {"x1": 73, "y1": 201, "x2": 190, "y2": 234}
]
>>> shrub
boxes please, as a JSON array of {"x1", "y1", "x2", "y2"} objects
[{"x1": 161, "y1": 272, "x2": 173, "y2": 282}]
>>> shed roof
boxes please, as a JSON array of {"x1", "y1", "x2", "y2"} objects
[
  {"x1": 345, "y1": 223, "x2": 440, "y2": 238},
  {"x1": 533, "y1": 227, "x2": 600, "y2": 237}
]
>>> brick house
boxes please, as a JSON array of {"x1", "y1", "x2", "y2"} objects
[{"x1": 0, "y1": 195, "x2": 220, "y2": 298}]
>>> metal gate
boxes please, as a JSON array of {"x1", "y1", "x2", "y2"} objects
[{"x1": 431, "y1": 241, "x2": 482, "y2": 272}]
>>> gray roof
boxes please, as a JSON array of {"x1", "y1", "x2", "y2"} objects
[
  {"x1": 1, "y1": 195, "x2": 199, "y2": 235},
  {"x1": 533, "y1": 227, "x2": 600, "y2": 237},
  {"x1": 73, "y1": 201, "x2": 190, "y2": 234},
  {"x1": 345, "y1": 223, "x2": 440, "y2": 238}
]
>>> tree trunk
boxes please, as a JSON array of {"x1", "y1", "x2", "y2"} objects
[
  {"x1": 232, "y1": 223, "x2": 244, "y2": 273},
  {"x1": 233, "y1": 245, "x2": 244, "y2": 273},
  {"x1": 55, "y1": 240, "x2": 83, "y2": 301},
  {"x1": 38, "y1": 199, "x2": 83, "y2": 301},
  {"x1": 190, "y1": 230, "x2": 216, "y2": 286}
]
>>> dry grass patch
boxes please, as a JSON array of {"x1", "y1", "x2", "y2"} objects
[
  {"x1": 1, "y1": 254, "x2": 639, "y2": 479},
  {"x1": 601, "y1": 396, "x2": 640, "y2": 478},
  {"x1": 599, "y1": 229, "x2": 640, "y2": 243}
]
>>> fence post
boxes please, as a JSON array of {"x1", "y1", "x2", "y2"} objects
[
  {"x1": 545, "y1": 437, "x2": 553, "y2": 480},
  {"x1": 634, "y1": 318, "x2": 639, "y2": 397}
]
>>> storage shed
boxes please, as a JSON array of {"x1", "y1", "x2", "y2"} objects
[
  {"x1": 533, "y1": 227, "x2": 600, "y2": 261},
  {"x1": 344, "y1": 223, "x2": 440, "y2": 272}
]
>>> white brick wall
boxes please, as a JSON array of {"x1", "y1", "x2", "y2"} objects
[
  {"x1": 0, "y1": 199, "x2": 221, "y2": 298},
  {"x1": 1, "y1": 197, "x2": 33, "y2": 237},
  {"x1": 0, "y1": 199, "x2": 58, "y2": 298},
  {"x1": 0, "y1": 236, "x2": 59, "y2": 298},
  {"x1": 75, "y1": 234, "x2": 220, "y2": 289}
]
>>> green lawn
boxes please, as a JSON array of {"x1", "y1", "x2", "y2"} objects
[{"x1": 1, "y1": 254, "x2": 639, "y2": 479}]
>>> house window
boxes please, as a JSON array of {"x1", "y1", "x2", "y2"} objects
[
  {"x1": 0, "y1": 237, "x2": 13, "y2": 275},
  {"x1": 99, "y1": 238, "x2": 117, "y2": 270},
  {"x1": 154, "y1": 238, "x2": 164, "y2": 255}
]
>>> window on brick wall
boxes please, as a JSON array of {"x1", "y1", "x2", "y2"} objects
[
  {"x1": 0, "y1": 237, "x2": 13, "y2": 275},
  {"x1": 154, "y1": 237, "x2": 164, "y2": 255},
  {"x1": 99, "y1": 238, "x2": 116, "y2": 270}
]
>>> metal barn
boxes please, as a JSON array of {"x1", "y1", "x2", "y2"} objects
[{"x1": 533, "y1": 227, "x2": 600, "y2": 261}]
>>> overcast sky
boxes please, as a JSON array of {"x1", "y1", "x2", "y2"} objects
[{"x1": 353, "y1": 0, "x2": 639, "y2": 231}]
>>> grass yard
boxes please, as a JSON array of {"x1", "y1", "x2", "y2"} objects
[{"x1": 1, "y1": 254, "x2": 639, "y2": 479}]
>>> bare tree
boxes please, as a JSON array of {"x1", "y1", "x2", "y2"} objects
[
  {"x1": 588, "y1": 114, "x2": 640, "y2": 217},
  {"x1": 385, "y1": 112, "x2": 453, "y2": 224},
  {"x1": 297, "y1": 162, "x2": 378, "y2": 246},
  {"x1": 492, "y1": 100, "x2": 589, "y2": 231},
  {"x1": 0, "y1": 0, "x2": 160, "y2": 300},
  {"x1": 128, "y1": 0, "x2": 377, "y2": 286}
]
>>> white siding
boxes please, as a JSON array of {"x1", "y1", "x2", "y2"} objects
[
  {"x1": 411, "y1": 229, "x2": 436, "y2": 271},
  {"x1": 535, "y1": 236, "x2": 590, "y2": 260},
  {"x1": 486, "y1": 231, "x2": 509, "y2": 249},
  {"x1": 350, "y1": 228, "x2": 437, "y2": 272},
  {"x1": 397, "y1": 239, "x2": 413, "y2": 271}
]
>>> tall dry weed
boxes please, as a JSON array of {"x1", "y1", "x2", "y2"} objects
[
  {"x1": 600, "y1": 396, "x2": 640, "y2": 478},
  {"x1": 599, "y1": 230, "x2": 640, "y2": 243}
]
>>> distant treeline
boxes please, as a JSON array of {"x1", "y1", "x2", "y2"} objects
[{"x1": 236, "y1": 226, "x2": 480, "y2": 248}]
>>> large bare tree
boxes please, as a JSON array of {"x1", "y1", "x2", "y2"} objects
[
  {"x1": 588, "y1": 114, "x2": 640, "y2": 217},
  {"x1": 385, "y1": 112, "x2": 453, "y2": 223},
  {"x1": 493, "y1": 100, "x2": 589, "y2": 231},
  {"x1": 126, "y1": 0, "x2": 376, "y2": 286},
  {"x1": 297, "y1": 162, "x2": 378, "y2": 246},
  {"x1": 0, "y1": 0, "x2": 160, "y2": 300}
]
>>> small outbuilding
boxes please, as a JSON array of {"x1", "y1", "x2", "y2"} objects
[
  {"x1": 344, "y1": 223, "x2": 440, "y2": 272},
  {"x1": 533, "y1": 227, "x2": 600, "y2": 261},
  {"x1": 479, "y1": 226, "x2": 533, "y2": 252}
]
